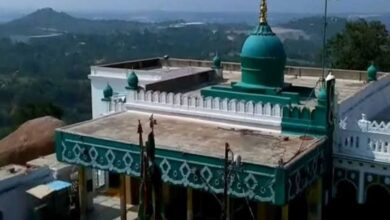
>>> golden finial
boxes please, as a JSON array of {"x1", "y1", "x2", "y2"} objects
[{"x1": 260, "y1": 0, "x2": 268, "y2": 24}]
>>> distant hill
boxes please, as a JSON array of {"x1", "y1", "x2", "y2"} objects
[
  {"x1": 280, "y1": 16, "x2": 347, "y2": 43},
  {"x1": 0, "y1": 8, "x2": 149, "y2": 37}
]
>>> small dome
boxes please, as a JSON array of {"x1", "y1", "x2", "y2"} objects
[
  {"x1": 127, "y1": 71, "x2": 139, "y2": 90},
  {"x1": 212, "y1": 53, "x2": 222, "y2": 69},
  {"x1": 103, "y1": 84, "x2": 113, "y2": 99},
  {"x1": 239, "y1": 23, "x2": 286, "y2": 89},
  {"x1": 367, "y1": 63, "x2": 378, "y2": 82},
  {"x1": 317, "y1": 87, "x2": 327, "y2": 105}
]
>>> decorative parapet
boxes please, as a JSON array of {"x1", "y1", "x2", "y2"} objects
[
  {"x1": 126, "y1": 89, "x2": 283, "y2": 129},
  {"x1": 282, "y1": 105, "x2": 327, "y2": 135},
  {"x1": 101, "y1": 94, "x2": 127, "y2": 117},
  {"x1": 335, "y1": 114, "x2": 390, "y2": 163},
  {"x1": 358, "y1": 114, "x2": 390, "y2": 134}
]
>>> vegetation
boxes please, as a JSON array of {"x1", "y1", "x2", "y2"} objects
[
  {"x1": 0, "y1": 8, "x2": 389, "y2": 138},
  {"x1": 327, "y1": 19, "x2": 390, "y2": 71}
]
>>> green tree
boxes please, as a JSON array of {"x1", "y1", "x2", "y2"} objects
[
  {"x1": 327, "y1": 19, "x2": 389, "y2": 71},
  {"x1": 13, "y1": 102, "x2": 64, "y2": 125}
]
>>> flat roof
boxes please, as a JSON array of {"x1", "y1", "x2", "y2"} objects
[
  {"x1": 60, "y1": 111, "x2": 324, "y2": 167},
  {"x1": 27, "y1": 154, "x2": 71, "y2": 171},
  {"x1": 224, "y1": 71, "x2": 365, "y2": 104},
  {"x1": 0, "y1": 164, "x2": 26, "y2": 181}
]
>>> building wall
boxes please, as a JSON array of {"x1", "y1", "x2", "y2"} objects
[
  {"x1": 0, "y1": 167, "x2": 52, "y2": 220},
  {"x1": 338, "y1": 74, "x2": 390, "y2": 130},
  {"x1": 89, "y1": 76, "x2": 128, "y2": 119}
]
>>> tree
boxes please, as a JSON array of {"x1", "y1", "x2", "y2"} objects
[
  {"x1": 13, "y1": 102, "x2": 63, "y2": 125},
  {"x1": 327, "y1": 19, "x2": 390, "y2": 71}
]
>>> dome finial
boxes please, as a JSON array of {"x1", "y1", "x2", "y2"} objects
[{"x1": 260, "y1": 0, "x2": 268, "y2": 24}]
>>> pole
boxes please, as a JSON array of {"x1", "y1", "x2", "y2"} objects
[
  {"x1": 222, "y1": 143, "x2": 230, "y2": 220},
  {"x1": 322, "y1": 0, "x2": 329, "y2": 81},
  {"x1": 120, "y1": 174, "x2": 127, "y2": 220},
  {"x1": 78, "y1": 167, "x2": 87, "y2": 220}
]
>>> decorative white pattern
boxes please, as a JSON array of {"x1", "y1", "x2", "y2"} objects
[
  {"x1": 60, "y1": 138, "x2": 276, "y2": 203},
  {"x1": 336, "y1": 114, "x2": 390, "y2": 163},
  {"x1": 61, "y1": 140, "x2": 140, "y2": 176}
]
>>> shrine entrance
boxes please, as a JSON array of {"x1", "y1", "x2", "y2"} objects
[
  {"x1": 363, "y1": 185, "x2": 390, "y2": 220},
  {"x1": 329, "y1": 180, "x2": 359, "y2": 219}
]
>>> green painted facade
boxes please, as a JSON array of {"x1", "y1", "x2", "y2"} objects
[{"x1": 55, "y1": 130, "x2": 327, "y2": 206}]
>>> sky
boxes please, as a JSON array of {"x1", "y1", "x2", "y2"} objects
[{"x1": 0, "y1": 0, "x2": 389, "y2": 14}]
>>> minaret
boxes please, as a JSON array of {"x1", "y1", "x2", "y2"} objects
[{"x1": 259, "y1": 0, "x2": 268, "y2": 24}]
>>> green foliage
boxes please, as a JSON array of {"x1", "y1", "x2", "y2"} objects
[
  {"x1": 327, "y1": 19, "x2": 390, "y2": 71},
  {"x1": 13, "y1": 102, "x2": 63, "y2": 125}
]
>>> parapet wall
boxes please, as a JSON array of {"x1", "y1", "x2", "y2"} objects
[{"x1": 168, "y1": 58, "x2": 386, "y2": 81}]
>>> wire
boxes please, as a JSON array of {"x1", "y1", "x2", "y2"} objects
[
  {"x1": 193, "y1": 169, "x2": 223, "y2": 208},
  {"x1": 283, "y1": 79, "x2": 322, "y2": 164}
]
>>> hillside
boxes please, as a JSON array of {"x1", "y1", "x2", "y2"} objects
[
  {"x1": 280, "y1": 16, "x2": 347, "y2": 42},
  {"x1": 0, "y1": 8, "x2": 148, "y2": 37}
]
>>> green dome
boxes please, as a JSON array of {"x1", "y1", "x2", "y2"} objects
[
  {"x1": 239, "y1": 24, "x2": 286, "y2": 89},
  {"x1": 367, "y1": 63, "x2": 378, "y2": 82},
  {"x1": 317, "y1": 87, "x2": 327, "y2": 106},
  {"x1": 103, "y1": 83, "x2": 113, "y2": 99},
  {"x1": 127, "y1": 71, "x2": 139, "y2": 90},
  {"x1": 212, "y1": 53, "x2": 222, "y2": 69}
]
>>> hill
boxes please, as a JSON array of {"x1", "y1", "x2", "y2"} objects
[
  {"x1": 0, "y1": 8, "x2": 149, "y2": 37},
  {"x1": 280, "y1": 16, "x2": 347, "y2": 42}
]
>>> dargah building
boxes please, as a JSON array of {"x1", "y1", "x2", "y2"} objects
[{"x1": 55, "y1": 0, "x2": 390, "y2": 219}]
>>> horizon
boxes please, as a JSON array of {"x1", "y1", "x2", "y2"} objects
[{"x1": 1, "y1": 0, "x2": 390, "y2": 14}]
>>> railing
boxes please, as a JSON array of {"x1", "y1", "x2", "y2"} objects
[
  {"x1": 104, "y1": 95, "x2": 126, "y2": 115},
  {"x1": 335, "y1": 114, "x2": 390, "y2": 163},
  {"x1": 126, "y1": 89, "x2": 283, "y2": 128}
]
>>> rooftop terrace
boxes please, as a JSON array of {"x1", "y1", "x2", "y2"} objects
[{"x1": 61, "y1": 110, "x2": 324, "y2": 167}]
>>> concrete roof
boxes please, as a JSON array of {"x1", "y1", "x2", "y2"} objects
[
  {"x1": 0, "y1": 164, "x2": 26, "y2": 181},
  {"x1": 61, "y1": 111, "x2": 325, "y2": 167},
  {"x1": 181, "y1": 70, "x2": 365, "y2": 108},
  {"x1": 27, "y1": 154, "x2": 71, "y2": 171}
]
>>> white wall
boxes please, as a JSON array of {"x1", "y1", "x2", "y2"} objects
[
  {"x1": 338, "y1": 74, "x2": 390, "y2": 130},
  {"x1": 90, "y1": 76, "x2": 128, "y2": 119}
]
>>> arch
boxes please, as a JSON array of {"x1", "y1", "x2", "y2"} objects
[
  {"x1": 364, "y1": 184, "x2": 390, "y2": 219},
  {"x1": 366, "y1": 183, "x2": 390, "y2": 199},
  {"x1": 330, "y1": 180, "x2": 359, "y2": 219},
  {"x1": 333, "y1": 179, "x2": 358, "y2": 203}
]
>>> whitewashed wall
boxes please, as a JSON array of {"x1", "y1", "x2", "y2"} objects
[
  {"x1": 336, "y1": 114, "x2": 390, "y2": 164},
  {"x1": 126, "y1": 89, "x2": 283, "y2": 131},
  {"x1": 89, "y1": 75, "x2": 128, "y2": 119},
  {"x1": 339, "y1": 74, "x2": 390, "y2": 130}
]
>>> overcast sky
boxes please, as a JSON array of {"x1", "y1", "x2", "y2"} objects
[{"x1": 1, "y1": 0, "x2": 389, "y2": 14}]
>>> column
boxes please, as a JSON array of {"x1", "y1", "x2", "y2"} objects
[
  {"x1": 358, "y1": 171, "x2": 365, "y2": 204},
  {"x1": 85, "y1": 168, "x2": 94, "y2": 210},
  {"x1": 307, "y1": 178, "x2": 323, "y2": 220},
  {"x1": 281, "y1": 204, "x2": 289, "y2": 220},
  {"x1": 79, "y1": 166, "x2": 87, "y2": 220},
  {"x1": 257, "y1": 203, "x2": 267, "y2": 220},
  {"x1": 226, "y1": 197, "x2": 231, "y2": 220},
  {"x1": 163, "y1": 183, "x2": 171, "y2": 212},
  {"x1": 187, "y1": 188, "x2": 193, "y2": 220},
  {"x1": 125, "y1": 176, "x2": 132, "y2": 205},
  {"x1": 120, "y1": 174, "x2": 127, "y2": 220}
]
